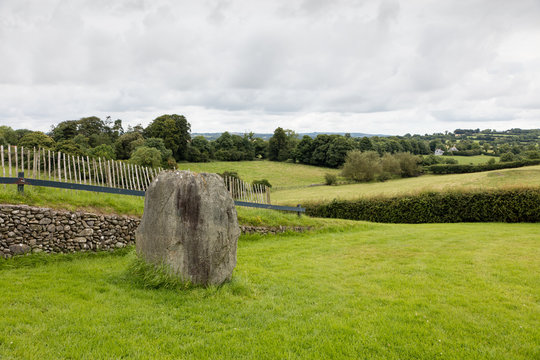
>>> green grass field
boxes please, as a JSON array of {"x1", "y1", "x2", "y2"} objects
[
  {"x1": 444, "y1": 155, "x2": 498, "y2": 165},
  {"x1": 1, "y1": 222, "x2": 538, "y2": 359},
  {"x1": 272, "y1": 165, "x2": 540, "y2": 205},
  {"x1": 1, "y1": 158, "x2": 539, "y2": 358},
  {"x1": 178, "y1": 160, "x2": 340, "y2": 188}
]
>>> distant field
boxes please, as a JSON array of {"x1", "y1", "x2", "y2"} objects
[
  {"x1": 178, "y1": 160, "x2": 339, "y2": 188},
  {"x1": 444, "y1": 155, "x2": 499, "y2": 165},
  {"x1": 272, "y1": 165, "x2": 540, "y2": 205}
]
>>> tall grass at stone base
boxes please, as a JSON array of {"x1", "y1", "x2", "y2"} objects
[{"x1": 304, "y1": 187, "x2": 540, "y2": 223}]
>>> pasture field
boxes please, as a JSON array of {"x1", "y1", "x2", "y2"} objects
[
  {"x1": 1, "y1": 222, "x2": 538, "y2": 359},
  {"x1": 444, "y1": 155, "x2": 498, "y2": 165},
  {"x1": 2, "y1": 162, "x2": 539, "y2": 208},
  {"x1": 272, "y1": 165, "x2": 540, "y2": 205},
  {"x1": 178, "y1": 160, "x2": 340, "y2": 188}
]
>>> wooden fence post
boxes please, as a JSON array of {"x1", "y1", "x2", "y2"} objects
[
  {"x1": 8, "y1": 145, "x2": 12, "y2": 177},
  {"x1": 1, "y1": 145, "x2": 4, "y2": 188},
  {"x1": 63, "y1": 153, "x2": 67, "y2": 183},
  {"x1": 14, "y1": 146, "x2": 18, "y2": 175}
]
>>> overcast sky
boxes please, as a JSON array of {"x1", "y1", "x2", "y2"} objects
[{"x1": 1, "y1": 0, "x2": 539, "y2": 135}]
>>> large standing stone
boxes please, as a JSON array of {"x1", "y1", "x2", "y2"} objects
[{"x1": 135, "y1": 171, "x2": 240, "y2": 286}]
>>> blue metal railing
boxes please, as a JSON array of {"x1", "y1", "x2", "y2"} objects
[{"x1": 0, "y1": 173, "x2": 305, "y2": 215}]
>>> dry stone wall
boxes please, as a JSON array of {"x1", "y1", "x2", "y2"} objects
[
  {"x1": 0, "y1": 204, "x2": 313, "y2": 259},
  {"x1": 1, "y1": 204, "x2": 138, "y2": 258}
]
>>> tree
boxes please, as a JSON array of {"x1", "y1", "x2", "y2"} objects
[
  {"x1": 115, "y1": 132, "x2": 143, "y2": 160},
  {"x1": 253, "y1": 138, "x2": 268, "y2": 159},
  {"x1": 295, "y1": 135, "x2": 314, "y2": 164},
  {"x1": 0, "y1": 126, "x2": 17, "y2": 145},
  {"x1": 17, "y1": 132, "x2": 55, "y2": 149},
  {"x1": 144, "y1": 138, "x2": 173, "y2": 164},
  {"x1": 381, "y1": 153, "x2": 401, "y2": 178},
  {"x1": 500, "y1": 152, "x2": 516, "y2": 162},
  {"x1": 326, "y1": 136, "x2": 354, "y2": 168},
  {"x1": 187, "y1": 136, "x2": 212, "y2": 162},
  {"x1": 144, "y1": 114, "x2": 191, "y2": 160},
  {"x1": 129, "y1": 146, "x2": 162, "y2": 168},
  {"x1": 310, "y1": 135, "x2": 332, "y2": 166},
  {"x1": 50, "y1": 120, "x2": 78, "y2": 142},
  {"x1": 394, "y1": 152, "x2": 421, "y2": 177},
  {"x1": 89, "y1": 144, "x2": 116, "y2": 160},
  {"x1": 358, "y1": 137, "x2": 373, "y2": 152},
  {"x1": 268, "y1": 127, "x2": 293, "y2": 161},
  {"x1": 54, "y1": 140, "x2": 85, "y2": 156},
  {"x1": 341, "y1": 150, "x2": 382, "y2": 182},
  {"x1": 77, "y1": 117, "x2": 105, "y2": 138}
]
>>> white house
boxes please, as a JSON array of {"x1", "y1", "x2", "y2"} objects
[
  {"x1": 434, "y1": 149, "x2": 444, "y2": 156},
  {"x1": 449, "y1": 146, "x2": 459, "y2": 152}
]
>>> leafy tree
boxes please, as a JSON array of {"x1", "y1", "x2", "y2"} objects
[
  {"x1": 54, "y1": 140, "x2": 85, "y2": 156},
  {"x1": 77, "y1": 116, "x2": 105, "y2": 138},
  {"x1": 112, "y1": 119, "x2": 124, "y2": 139},
  {"x1": 115, "y1": 132, "x2": 143, "y2": 160},
  {"x1": 0, "y1": 126, "x2": 17, "y2": 145},
  {"x1": 73, "y1": 134, "x2": 90, "y2": 151},
  {"x1": 50, "y1": 120, "x2": 78, "y2": 142},
  {"x1": 213, "y1": 132, "x2": 254, "y2": 161},
  {"x1": 88, "y1": 144, "x2": 116, "y2": 160},
  {"x1": 324, "y1": 173, "x2": 337, "y2": 185},
  {"x1": 144, "y1": 138, "x2": 173, "y2": 164},
  {"x1": 341, "y1": 150, "x2": 382, "y2": 182},
  {"x1": 17, "y1": 132, "x2": 55, "y2": 149},
  {"x1": 268, "y1": 127, "x2": 293, "y2": 161},
  {"x1": 144, "y1": 114, "x2": 191, "y2": 160},
  {"x1": 358, "y1": 137, "x2": 373, "y2": 152},
  {"x1": 129, "y1": 146, "x2": 162, "y2": 168},
  {"x1": 326, "y1": 136, "x2": 354, "y2": 168},
  {"x1": 394, "y1": 152, "x2": 421, "y2": 177},
  {"x1": 187, "y1": 136, "x2": 212, "y2": 162},
  {"x1": 310, "y1": 135, "x2": 332, "y2": 166},
  {"x1": 253, "y1": 179, "x2": 272, "y2": 188},
  {"x1": 500, "y1": 152, "x2": 516, "y2": 162},
  {"x1": 381, "y1": 153, "x2": 401, "y2": 178},
  {"x1": 295, "y1": 135, "x2": 314, "y2": 164},
  {"x1": 253, "y1": 138, "x2": 268, "y2": 159}
]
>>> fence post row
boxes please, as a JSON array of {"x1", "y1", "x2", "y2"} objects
[{"x1": 1, "y1": 143, "x2": 272, "y2": 204}]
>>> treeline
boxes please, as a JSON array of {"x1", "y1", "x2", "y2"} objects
[{"x1": 1, "y1": 117, "x2": 538, "y2": 170}]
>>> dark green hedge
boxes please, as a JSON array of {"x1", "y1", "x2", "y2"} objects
[
  {"x1": 305, "y1": 189, "x2": 540, "y2": 223},
  {"x1": 427, "y1": 159, "x2": 540, "y2": 174}
]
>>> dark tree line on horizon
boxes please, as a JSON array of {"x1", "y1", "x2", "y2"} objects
[{"x1": 1, "y1": 115, "x2": 539, "y2": 169}]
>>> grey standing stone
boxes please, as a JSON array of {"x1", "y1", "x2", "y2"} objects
[{"x1": 136, "y1": 171, "x2": 240, "y2": 286}]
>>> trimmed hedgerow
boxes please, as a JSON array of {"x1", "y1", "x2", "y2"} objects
[
  {"x1": 304, "y1": 188, "x2": 540, "y2": 223},
  {"x1": 427, "y1": 159, "x2": 540, "y2": 174}
]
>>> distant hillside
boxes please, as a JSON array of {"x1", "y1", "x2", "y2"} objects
[{"x1": 192, "y1": 132, "x2": 389, "y2": 140}]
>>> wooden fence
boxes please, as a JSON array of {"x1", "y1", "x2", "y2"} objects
[{"x1": 0, "y1": 144, "x2": 270, "y2": 204}]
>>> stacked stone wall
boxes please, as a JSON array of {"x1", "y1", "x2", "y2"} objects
[
  {"x1": 0, "y1": 204, "x2": 138, "y2": 258},
  {"x1": 0, "y1": 204, "x2": 312, "y2": 259}
]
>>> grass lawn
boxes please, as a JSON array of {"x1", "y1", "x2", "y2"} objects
[
  {"x1": 178, "y1": 160, "x2": 340, "y2": 189},
  {"x1": 0, "y1": 222, "x2": 538, "y2": 359},
  {"x1": 444, "y1": 155, "x2": 499, "y2": 165},
  {"x1": 272, "y1": 165, "x2": 540, "y2": 205}
]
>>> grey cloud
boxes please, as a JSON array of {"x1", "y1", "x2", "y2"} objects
[{"x1": 0, "y1": 0, "x2": 539, "y2": 135}]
